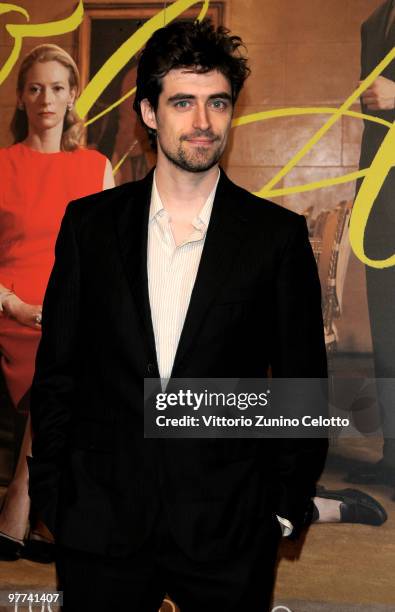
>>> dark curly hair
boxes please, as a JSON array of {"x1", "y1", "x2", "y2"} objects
[{"x1": 133, "y1": 19, "x2": 250, "y2": 149}]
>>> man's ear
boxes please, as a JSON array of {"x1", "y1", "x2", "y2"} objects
[{"x1": 140, "y1": 98, "x2": 157, "y2": 130}]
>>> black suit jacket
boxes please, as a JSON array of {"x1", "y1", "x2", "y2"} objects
[
  {"x1": 360, "y1": 0, "x2": 395, "y2": 166},
  {"x1": 28, "y1": 169, "x2": 327, "y2": 561},
  {"x1": 359, "y1": 0, "x2": 395, "y2": 255}
]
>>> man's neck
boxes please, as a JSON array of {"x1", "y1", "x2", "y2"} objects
[{"x1": 154, "y1": 158, "x2": 220, "y2": 214}]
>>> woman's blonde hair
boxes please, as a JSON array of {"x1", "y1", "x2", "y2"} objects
[{"x1": 11, "y1": 44, "x2": 84, "y2": 151}]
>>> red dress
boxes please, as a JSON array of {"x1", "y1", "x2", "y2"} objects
[{"x1": 0, "y1": 143, "x2": 107, "y2": 408}]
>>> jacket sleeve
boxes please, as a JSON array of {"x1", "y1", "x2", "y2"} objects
[
  {"x1": 270, "y1": 215, "x2": 328, "y2": 534},
  {"x1": 28, "y1": 203, "x2": 80, "y2": 535}
]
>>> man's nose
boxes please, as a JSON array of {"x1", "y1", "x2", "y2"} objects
[{"x1": 192, "y1": 104, "x2": 210, "y2": 131}]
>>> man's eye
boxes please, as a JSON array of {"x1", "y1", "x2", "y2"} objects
[
  {"x1": 210, "y1": 99, "x2": 228, "y2": 110},
  {"x1": 174, "y1": 100, "x2": 190, "y2": 109}
]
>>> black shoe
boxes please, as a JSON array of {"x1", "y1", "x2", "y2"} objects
[
  {"x1": 0, "y1": 531, "x2": 24, "y2": 561},
  {"x1": 21, "y1": 536, "x2": 55, "y2": 564},
  {"x1": 345, "y1": 459, "x2": 395, "y2": 486},
  {"x1": 316, "y1": 486, "x2": 387, "y2": 526}
]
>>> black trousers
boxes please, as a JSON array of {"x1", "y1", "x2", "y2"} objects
[
  {"x1": 366, "y1": 265, "x2": 395, "y2": 468},
  {"x1": 364, "y1": 167, "x2": 395, "y2": 469},
  {"x1": 56, "y1": 511, "x2": 282, "y2": 612}
]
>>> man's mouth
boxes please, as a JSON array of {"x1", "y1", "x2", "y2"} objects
[
  {"x1": 183, "y1": 130, "x2": 218, "y2": 140},
  {"x1": 183, "y1": 133, "x2": 219, "y2": 146},
  {"x1": 186, "y1": 138, "x2": 215, "y2": 145}
]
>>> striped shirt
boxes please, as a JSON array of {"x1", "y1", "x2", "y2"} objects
[{"x1": 147, "y1": 171, "x2": 219, "y2": 380}]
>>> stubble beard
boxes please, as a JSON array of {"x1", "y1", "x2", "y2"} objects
[{"x1": 158, "y1": 133, "x2": 227, "y2": 173}]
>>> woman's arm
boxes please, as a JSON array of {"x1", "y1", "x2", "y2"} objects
[
  {"x1": 0, "y1": 283, "x2": 42, "y2": 328},
  {"x1": 103, "y1": 158, "x2": 115, "y2": 190},
  {"x1": 0, "y1": 283, "x2": 13, "y2": 310}
]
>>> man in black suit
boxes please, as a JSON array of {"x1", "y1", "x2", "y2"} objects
[
  {"x1": 28, "y1": 20, "x2": 327, "y2": 611},
  {"x1": 346, "y1": 0, "x2": 395, "y2": 493}
]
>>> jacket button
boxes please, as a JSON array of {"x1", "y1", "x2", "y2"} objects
[{"x1": 147, "y1": 363, "x2": 155, "y2": 375}]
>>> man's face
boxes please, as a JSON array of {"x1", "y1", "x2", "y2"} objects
[{"x1": 141, "y1": 68, "x2": 233, "y2": 173}]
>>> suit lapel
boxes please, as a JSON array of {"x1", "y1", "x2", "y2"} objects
[
  {"x1": 113, "y1": 169, "x2": 158, "y2": 367},
  {"x1": 367, "y1": 0, "x2": 394, "y2": 59},
  {"x1": 171, "y1": 170, "x2": 248, "y2": 377}
]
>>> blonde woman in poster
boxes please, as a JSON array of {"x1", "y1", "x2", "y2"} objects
[{"x1": 0, "y1": 44, "x2": 114, "y2": 561}]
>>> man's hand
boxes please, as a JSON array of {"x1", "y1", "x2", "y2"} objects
[
  {"x1": 2, "y1": 294, "x2": 42, "y2": 328},
  {"x1": 360, "y1": 76, "x2": 395, "y2": 110}
]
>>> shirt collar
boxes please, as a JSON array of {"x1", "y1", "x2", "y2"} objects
[
  {"x1": 149, "y1": 175, "x2": 165, "y2": 221},
  {"x1": 149, "y1": 169, "x2": 220, "y2": 230}
]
